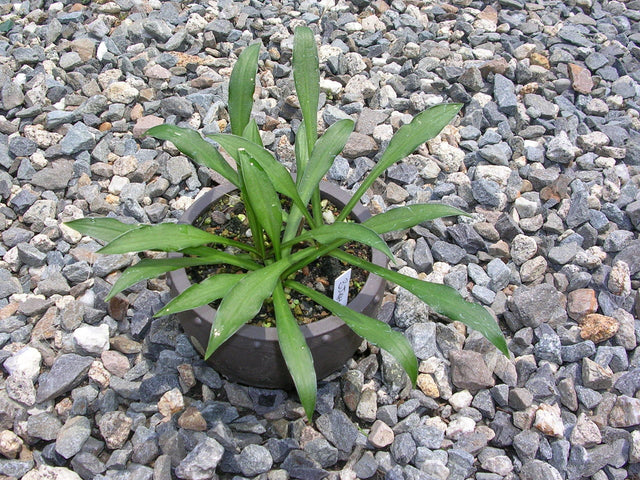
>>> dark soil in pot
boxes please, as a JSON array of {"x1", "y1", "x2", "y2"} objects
[{"x1": 168, "y1": 181, "x2": 388, "y2": 389}]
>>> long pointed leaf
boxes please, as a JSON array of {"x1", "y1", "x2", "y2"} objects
[
  {"x1": 288, "y1": 280, "x2": 418, "y2": 384},
  {"x1": 273, "y1": 284, "x2": 316, "y2": 420},
  {"x1": 155, "y1": 273, "x2": 245, "y2": 317},
  {"x1": 364, "y1": 204, "x2": 469, "y2": 234},
  {"x1": 145, "y1": 125, "x2": 238, "y2": 186},
  {"x1": 209, "y1": 133, "x2": 313, "y2": 224},
  {"x1": 204, "y1": 249, "x2": 316, "y2": 358},
  {"x1": 337, "y1": 103, "x2": 463, "y2": 222},
  {"x1": 293, "y1": 26, "x2": 319, "y2": 157},
  {"x1": 285, "y1": 222, "x2": 393, "y2": 261},
  {"x1": 300, "y1": 119, "x2": 354, "y2": 205},
  {"x1": 205, "y1": 264, "x2": 282, "y2": 358},
  {"x1": 98, "y1": 223, "x2": 256, "y2": 255},
  {"x1": 106, "y1": 257, "x2": 222, "y2": 300},
  {"x1": 242, "y1": 119, "x2": 263, "y2": 147},
  {"x1": 65, "y1": 218, "x2": 140, "y2": 243},
  {"x1": 283, "y1": 119, "x2": 355, "y2": 243},
  {"x1": 332, "y1": 250, "x2": 509, "y2": 355},
  {"x1": 237, "y1": 149, "x2": 282, "y2": 255},
  {"x1": 294, "y1": 123, "x2": 309, "y2": 185},
  {"x1": 181, "y1": 247, "x2": 260, "y2": 271},
  {"x1": 229, "y1": 42, "x2": 261, "y2": 136}
]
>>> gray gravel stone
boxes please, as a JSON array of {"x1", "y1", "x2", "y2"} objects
[
  {"x1": 56, "y1": 416, "x2": 91, "y2": 459},
  {"x1": 432, "y1": 241, "x2": 467, "y2": 264},
  {"x1": 27, "y1": 412, "x2": 62, "y2": 441},
  {"x1": 31, "y1": 160, "x2": 74, "y2": 190},
  {"x1": 471, "y1": 179, "x2": 502, "y2": 207},
  {"x1": 546, "y1": 131, "x2": 577, "y2": 163},
  {"x1": 174, "y1": 437, "x2": 224, "y2": 480},
  {"x1": 494, "y1": 74, "x2": 518, "y2": 115},
  {"x1": 520, "y1": 459, "x2": 562, "y2": 480},
  {"x1": 509, "y1": 283, "x2": 567, "y2": 328},
  {"x1": 405, "y1": 322, "x2": 439, "y2": 360},
  {"x1": 8, "y1": 137, "x2": 37, "y2": 157},
  {"x1": 303, "y1": 438, "x2": 338, "y2": 469},
  {"x1": 390, "y1": 432, "x2": 416, "y2": 465},
  {"x1": 280, "y1": 450, "x2": 327, "y2": 480},
  {"x1": 316, "y1": 410, "x2": 359, "y2": 453},
  {"x1": 59, "y1": 123, "x2": 96, "y2": 155},
  {"x1": 36, "y1": 354, "x2": 94, "y2": 403},
  {"x1": 236, "y1": 444, "x2": 273, "y2": 476}
]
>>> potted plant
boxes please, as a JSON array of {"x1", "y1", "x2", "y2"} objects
[{"x1": 66, "y1": 27, "x2": 508, "y2": 420}]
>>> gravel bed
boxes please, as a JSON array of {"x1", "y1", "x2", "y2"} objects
[{"x1": 1, "y1": 0, "x2": 640, "y2": 479}]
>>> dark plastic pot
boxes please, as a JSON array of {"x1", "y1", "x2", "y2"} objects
[{"x1": 167, "y1": 181, "x2": 387, "y2": 389}]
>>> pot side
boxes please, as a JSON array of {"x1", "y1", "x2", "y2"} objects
[{"x1": 168, "y1": 181, "x2": 387, "y2": 389}]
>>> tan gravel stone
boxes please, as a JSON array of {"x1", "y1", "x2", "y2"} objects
[
  {"x1": 530, "y1": 53, "x2": 550, "y2": 69},
  {"x1": 566, "y1": 288, "x2": 598, "y2": 320},
  {"x1": 178, "y1": 406, "x2": 207, "y2": 431},
  {"x1": 158, "y1": 388, "x2": 184, "y2": 418},
  {"x1": 568, "y1": 63, "x2": 594, "y2": 94},
  {"x1": 70, "y1": 38, "x2": 96, "y2": 61},
  {"x1": 98, "y1": 411, "x2": 132, "y2": 450},
  {"x1": 101, "y1": 350, "x2": 130, "y2": 377},
  {"x1": 88, "y1": 360, "x2": 111, "y2": 389},
  {"x1": 579, "y1": 313, "x2": 619, "y2": 343},
  {"x1": 0, "y1": 429, "x2": 23, "y2": 458},
  {"x1": 608, "y1": 260, "x2": 631, "y2": 296},
  {"x1": 110, "y1": 336, "x2": 142, "y2": 354},
  {"x1": 104, "y1": 81, "x2": 138, "y2": 104},
  {"x1": 368, "y1": 420, "x2": 394, "y2": 448},
  {"x1": 178, "y1": 364, "x2": 197, "y2": 391},
  {"x1": 417, "y1": 373, "x2": 439, "y2": 398}
]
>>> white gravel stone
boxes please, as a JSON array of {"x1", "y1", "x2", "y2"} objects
[
  {"x1": 73, "y1": 324, "x2": 110, "y2": 355},
  {"x1": 449, "y1": 390, "x2": 473, "y2": 411},
  {"x1": 446, "y1": 416, "x2": 476, "y2": 439},
  {"x1": 3, "y1": 346, "x2": 42, "y2": 382},
  {"x1": 533, "y1": 403, "x2": 564, "y2": 437},
  {"x1": 105, "y1": 81, "x2": 138, "y2": 103}
]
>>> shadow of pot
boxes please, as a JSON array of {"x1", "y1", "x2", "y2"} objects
[{"x1": 167, "y1": 180, "x2": 387, "y2": 389}]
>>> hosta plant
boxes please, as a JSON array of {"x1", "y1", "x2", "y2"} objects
[{"x1": 66, "y1": 27, "x2": 508, "y2": 419}]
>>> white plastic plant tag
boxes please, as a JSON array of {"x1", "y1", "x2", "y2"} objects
[{"x1": 333, "y1": 268, "x2": 352, "y2": 306}]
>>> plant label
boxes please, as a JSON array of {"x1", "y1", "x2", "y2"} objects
[{"x1": 333, "y1": 268, "x2": 351, "y2": 306}]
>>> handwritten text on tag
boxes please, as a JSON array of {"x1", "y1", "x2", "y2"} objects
[{"x1": 333, "y1": 269, "x2": 352, "y2": 306}]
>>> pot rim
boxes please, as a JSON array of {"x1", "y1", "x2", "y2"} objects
[{"x1": 167, "y1": 180, "x2": 387, "y2": 342}]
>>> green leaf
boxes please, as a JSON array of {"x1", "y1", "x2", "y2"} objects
[
  {"x1": 283, "y1": 119, "x2": 355, "y2": 243},
  {"x1": 229, "y1": 42, "x2": 261, "y2": 136},
  {"x1": 332, "y1": 250, "x2": 509, "y2": 356},
  {"x1": 0, "y1": 20, "x2": 14, "y2": 33},
  {"x1": 181, "y1": 247, "x2": 260, "y2": 271},
  {"x1": 285, "y1": 222, "x2": 393, "y2": 261},
  {"x1": 237, "y1": 149, "x2": 282, "y2": 255},
  {"x1": 294, "y1": 123, "x2": 309, "y2": 185},
  {"x1": 293, "y1": 26, "x2": 319, "y2": 157},
  {"x1": 106, "y1": 257, "x2": 221, "y2": 300},
  {"x1": 65, "y1": 218, "x2": 140, "y2": 243},
  {"x1": 242, "y1": 119, "x2": 263, "y2": 147},
  {"x1": 205, "y1": 261, "x2": 285, "y2": 358},
  {"x1": 273, "y1": 284, "x2": 316, "y2": 420},
  {"x1": 337, "y1": 103, "x2": 463, "y2": 222},
  {"x1": 209, "y1": 133, "x2": 312, "y2": 224},
  {"x1": 288, "y1": 280, "x2": 418, "y2": 385},
  {"x1": 145, "y1": 125, "x2": 239, "y2": 187},
  {"x1": 155, "y1": 273, "x2": 245, "y2": 317},
  {"x1": 364, "y1": 204, "x2": 469, "y2": 234},
  {"x1": 300, "y1": 119, "x2": 354, "y2": 205},
  {"x1": 98, "y1": 223, "x2": 256, "y2": 255}
]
